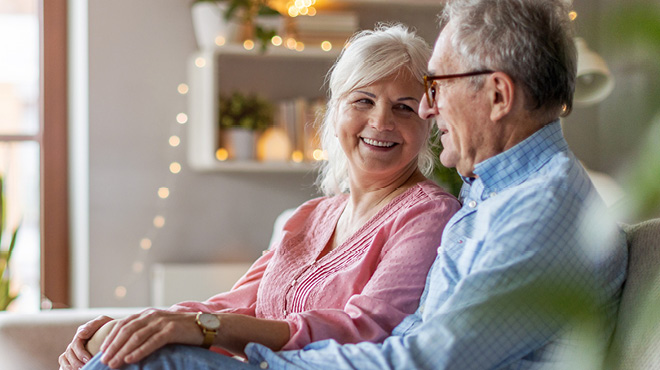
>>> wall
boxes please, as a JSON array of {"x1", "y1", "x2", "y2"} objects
[{"x1": 85, "y1": 0, "x2": 655, "y2": 307}]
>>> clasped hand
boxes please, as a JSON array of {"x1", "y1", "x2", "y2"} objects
[{"x1": 59, "y1": 309, "x2": 203, "y2": 370}]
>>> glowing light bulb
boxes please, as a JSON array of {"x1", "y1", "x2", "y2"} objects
[
  {"x1": 176, "y1": 113, "x2": 188, "y2": 124},
  {"x1": 132, "y1": 262, "x2": 144, "y2": 273},
  {"x1": 321, "y1": 41, "x2": 332, "y2": 51},
  {"x1": 288, "y1": 6, "x2": 299, "y2": 17},
  {"x1": 295, "y1": 42, "x2": 305, "y2": 51},
  {"x1": 243, "y1": 39, "x2": 255, "y2": 50},
  {"x1": 140, "y1": 238, "x2": 152, "y2": 250},
  {"x1": 312, "y1": 149, "x2": 324, "y2": 161},
  {"x1": 158, "y1": 187, "x2": 170, "y2": 199},
  {"x1": 308, "y1": 7, "x2": 316, "y2": 16},
  {"x1": 299, "y1": 7, "x2": 308, "y2": 15},
  {"x1": 291, "y1": 150, "x2": 304, "y2": 163},
  {"x1": 216, "y1": 148, "x2": 229, "y2": 161},
  {"x1": 169, "y1": 135, "x2": 181, "y2": 147},
  {"x1": 169, "y1": 162, "x2": 182, "y2": 174},
  {"x1": 153, "y1": 215, "x2": 165, "y2": 228},
  {"x1": 115, "y1": 286, "x2": 127, "y2": 299},
  {"x1": 286, "y1": 38, "x2": 297, "y2": 49},
  {"x1": 215, "y1": 35, "x2": 226, "y2": 46},
  {"x1": 195, "y1": 57, "x2": 206, "y2": 68},
  {"x1": 177, "y1": 83, "x2": 189, "y2": 95},
  {"x1": 569, "y1": 11, "x2": 577, "y2": 21},
  {"x1": 271, "y1": 35, "x2": 283, "y2": 46}
]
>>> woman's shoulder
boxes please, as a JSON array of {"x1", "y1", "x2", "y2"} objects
[{"x1": 407, "y1": 180, "x2": 460, "y2": 205}]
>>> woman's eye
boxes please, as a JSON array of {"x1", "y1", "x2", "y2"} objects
[
  {"x1": 393, "y1": 104, "x2": 415, "y2": 114},
  {"x1": 353, "y1": 98, "x2": 374, "y2": 107}
]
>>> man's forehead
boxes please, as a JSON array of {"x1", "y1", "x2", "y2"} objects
[{"x1": 428, "y1": 30, "x2": 454, "y2": 73}]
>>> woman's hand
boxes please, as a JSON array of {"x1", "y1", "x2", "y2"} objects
[
  {"x1": 98, "y1": 308, "x2": 202, "y2": 369},
  {"x1": 58, "y1": 315, "x2": 115, "y2": 370}
]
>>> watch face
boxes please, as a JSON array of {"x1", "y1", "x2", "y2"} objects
[{"x1": 199, "y1": 313, "x2": 221, "y2": 330}]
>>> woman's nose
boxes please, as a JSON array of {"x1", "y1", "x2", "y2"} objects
[{"x1": 370, "y1": 106, "x2": 395, "y2": 131}]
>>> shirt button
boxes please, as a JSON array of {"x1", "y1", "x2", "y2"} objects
[
  {"x1": 419, "y1": 305, "x2": 425, "y2": 313},
  {"x1": 260, "y1": 361, "x2": 269, "y2": 369},
  {"x1": 468, "y1": 200, "x2": 477, "y2": 208}
]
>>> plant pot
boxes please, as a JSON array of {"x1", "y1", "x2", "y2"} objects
[
  {"x1": 191, "y1": 2, "x2": 240, "y2": 50},
  {"x1": 225, "y1": 128, "x2": 256, "y2": 160}
]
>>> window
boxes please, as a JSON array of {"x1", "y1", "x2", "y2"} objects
[{"x1": 0, "y1": 0, "x2": 69, "y2": 311}]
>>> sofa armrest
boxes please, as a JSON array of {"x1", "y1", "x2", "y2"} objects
[{"x1": 0, "y1": 307, "x2": 141, "y2": 370}]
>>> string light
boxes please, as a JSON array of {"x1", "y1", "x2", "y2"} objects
[
  {"x1": 215, "y1": 36, "x2": 226, "y2": 46},
  {"x1": 114, "y1": 82, "x2": 187, "y2": 301},
  {"x1": 271, "y1": 35, "x2": 283, "y2": 46},
  {"x1": 243, "y1": 39, "x2": 255, "y2": 50},
  {"x1": 569, "y1": 11, "x2": 578, "y2": 21},
  {"x1": 321, "y1": 41, "x2": 332, "y2": 52},
  {"x1": 216, "y1": 148, "x2": 229, "y2": 161},
  {"x1": 177, "y1": 83, "x2": 189, "y2": 95},
  {"x1": 158, "y1": 187, "x2": 170, "y2": 199},
  {"x1": 195, "y1": 57, "x2": 206, "y2": 68},
  {"x1": 291, "y1": 150, "x2": 304, "y2": 163},
  {"x1": 169, "y1": 135, "x2": 181, "y2": 147},
  {"x1": 114, "y1": 286, "x2": 127, "y2": 299},
  {"x1": 287, "y1": 0, "x2": 316, "y2": 18},
  {"x1": 169, "y1": 162, "x2": 182, "y2": 174},
  {"x1": 140, "y1": 238, "x2": 152, "y2": 250},
  {"x1": 153, "y1": 215, "x2": 166, "y2": 228}
]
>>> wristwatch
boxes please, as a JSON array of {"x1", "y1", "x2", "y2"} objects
[{"x1": 195, "y1": 312, "x2": 221, "y2": 349}]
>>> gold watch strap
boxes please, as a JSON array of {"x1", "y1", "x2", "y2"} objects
[{"x1": 201, "y1": 327, "x2": 216, "y2": 349}]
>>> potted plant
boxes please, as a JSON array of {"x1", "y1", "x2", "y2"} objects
[
  {"x1": 219, "y1": 91, "x2": 274, "y2": 160},
  {"x1": 0, "y1": 176, "x2": 20, "y2": 311},
  {"x1": 191, "y1": 0, "x2": 282, "y2": 52}
]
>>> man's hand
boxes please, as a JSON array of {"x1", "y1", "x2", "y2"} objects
[
  {"x1": 99, "y1": 308, "x2": 202, "y2": 369},
  {"x1": 58, "y1": 315, "x2": 114, "y2": 370}
]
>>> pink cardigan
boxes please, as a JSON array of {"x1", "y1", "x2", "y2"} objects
[{"x1": 170, "y1": 180, "x2": 460, "y2": 350}]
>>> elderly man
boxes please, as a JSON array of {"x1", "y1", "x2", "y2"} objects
[{"x1": 82, "y1": 0, "x2": 627, "y2": 369}]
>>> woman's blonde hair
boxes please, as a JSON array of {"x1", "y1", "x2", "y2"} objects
[{"x1": 316, "y1": 23, "x2": 434, "y2": 196}]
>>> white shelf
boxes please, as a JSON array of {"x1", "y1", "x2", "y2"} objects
[
  {"x1": 205, "y1": 43, "x2": 341, "y2": 59},
  {"x1": 192, "y1": 160, "x2": 318, "y2": 173},
  {"x1": 187, "y1": 48, "x2": 335, "y2": 173}
]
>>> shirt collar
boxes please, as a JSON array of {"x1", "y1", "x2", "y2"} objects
[{"x1": 468, "y1": 120, "x2": 567, "y2": 195}]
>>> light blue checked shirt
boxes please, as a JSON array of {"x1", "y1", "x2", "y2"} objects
[{"x1": 245, "y1": 121, "x2": 628, "y2": 370}]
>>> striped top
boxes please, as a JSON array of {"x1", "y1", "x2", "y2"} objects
[{"x1": 171, "y1": 180, "x2": 460, "y2": 350}]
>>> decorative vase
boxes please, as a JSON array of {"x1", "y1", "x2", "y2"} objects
[
  {"x1": 191, "y1": 2, "x2": 239, "y2": 50},
  {"x1": 225, "y1": 128, "x2": 256, "y2": 161}
]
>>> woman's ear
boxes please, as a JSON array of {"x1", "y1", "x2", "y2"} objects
[{"x1": 487, "y1": 72, "x2": 515, "y2": 122}]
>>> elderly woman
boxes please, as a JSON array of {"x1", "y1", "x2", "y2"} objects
[{"x1": 61, "y1": 24, "x2": 460, "y2": 370}]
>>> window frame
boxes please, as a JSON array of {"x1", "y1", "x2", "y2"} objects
[{"x1": 41, "y1": 0, "x2": 70, "y2": 308}]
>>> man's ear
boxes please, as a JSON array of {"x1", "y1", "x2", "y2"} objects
[{"x1": 487, "y1": 72, "x2": 515, "y2": 122}]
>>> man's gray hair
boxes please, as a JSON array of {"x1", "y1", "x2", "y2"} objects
[
  {"x1": 316, "y1": 23, "x2": 435, "y2": 197},
  {"x1": 440, "y1": 0, "x2": 576, "y2": 117}
]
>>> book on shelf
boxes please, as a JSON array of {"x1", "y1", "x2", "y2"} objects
[{"x1": 276, "y1": 97, "x2": 326, "y2": 161}]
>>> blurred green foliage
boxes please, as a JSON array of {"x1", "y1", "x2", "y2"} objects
[{"x1": 219, "y1": 91, "x2": 274, "y2": 131}]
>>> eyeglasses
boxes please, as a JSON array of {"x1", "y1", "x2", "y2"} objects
[{"x1": 423, "y1": 70, "x2": 494, "y2": 107}]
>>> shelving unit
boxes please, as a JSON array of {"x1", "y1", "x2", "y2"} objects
[
  {"x1": 186, "y1": 45, "x2": 339, "y2": 172},
  {"x1": 186, "y1": 0, "x2": 444, "y2": 173}
]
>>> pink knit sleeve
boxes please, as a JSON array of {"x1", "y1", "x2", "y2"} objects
[
  {"x1": 281, "y1": 194, "x2": 461, "y2": 350},
  {"x1": 168, "y1": 249, "x2": 276, "y2": 317}
]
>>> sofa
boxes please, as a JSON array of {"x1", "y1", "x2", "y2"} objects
[{"x1": 1, "y1": 218, "x2": 658, "y2": 370}]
